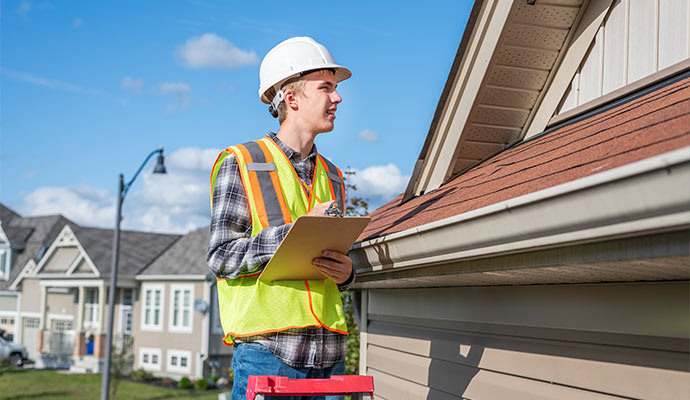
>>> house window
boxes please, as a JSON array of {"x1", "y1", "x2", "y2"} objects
[
  {"x1": 0, "y1": 248, "x2": 9, "y2": 279},
  {"x1": 169, "y1": 285, "x2": 193, "y2": 332},
  {"x1": 141, "y1": 285, "x2": 164, "y2": 331},
  {"x1": 120, "y1": 289, "x2": 134, "y2": 335},
  {"x1": 84, "y1": 288, "x2": 99, "y2": 329},
  {"x1": 0, "y1": 317, "x2": 14, "y2": 326},
  {"x1": 52, "y1": 320, "x2": 73, "y2": 332},
  {"x1": 139, "y1": 347, "x2": 161, "y2": 371},
  {"x1": 167, "y1": 349, "x2": 192, "y2": 374}
]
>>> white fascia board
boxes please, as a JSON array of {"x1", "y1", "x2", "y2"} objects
[
  {"x1": 416, "y1": 0, "x2": 514, "y2": 195},
  {"x1": 0, "y1": 291, "x2": 18, "y2": 296},
  {"x1": 136, "y1": 274, "x2": 209, "y2": 281},
  {"x1": 39, "y1": 279, "x2": 106, "y2": 288},
  {"x1": 351, "y1": 147, "x2": 690, "y2": 272},
  {"x1": 0, "y1": 224, "x2": 9, "y2": 246},
  {"x1": 31, "y1": 225, "x2": 72, "y2": 275},
  {"x1": 9, "y1": 260, "x2": 35, "y2": 290}
]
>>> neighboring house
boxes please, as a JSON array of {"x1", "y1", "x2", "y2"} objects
[
  {"x1": 135, "y1": 226, "x2": 232, "y2": 379},
  {"x1": 1, "y1": 204, "x2": 229, "y2": 379},
  {"x1": 350, "y1": 1, "x2": 689, "y2": 399},
  {"x1": 0, "y1": 204, "x2": 75, "y2": 350}
]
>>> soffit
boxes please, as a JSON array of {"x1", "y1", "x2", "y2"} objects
[
  {"x1": 411, "y1": 0, "x2": 588, "y2": 198},
  {"x1": 450, "y1": 0, "x2": 584, "y2": 177}
]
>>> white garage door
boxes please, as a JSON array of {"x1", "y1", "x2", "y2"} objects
[{"x1": 22, "y1": 317, "x2": 40, "y2": 361}]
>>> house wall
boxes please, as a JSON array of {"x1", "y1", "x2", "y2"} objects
[
  {"x1": 558, "y1": 0, "x2": 690, "y2": 113},
  {"x1": 133, "y1": 280, "x2": 207, "y2": 379},
  {"x1": 0, "y1": 294, "x2": 17, "y2": 311},
  {"x1": 361, "y1": 281, "x2": 690, "y2": 400},
  {"x1": 42, "y1": 247, "x2": 79, "y2": 273},
  {"x1": 46, "y1": 291, "x2": 76, "y2": 318},
  {"x1": 19, "y1": 279, "x2": 41, "y2": 313}
]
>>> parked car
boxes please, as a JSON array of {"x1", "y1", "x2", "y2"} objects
[{"x1": 0, "y1": 336, "x2": 28, "y2": 367}]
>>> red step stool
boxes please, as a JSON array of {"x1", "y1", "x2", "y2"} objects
[{"x1": 246, "y1": 375, "x2": 374, "y2": 399}]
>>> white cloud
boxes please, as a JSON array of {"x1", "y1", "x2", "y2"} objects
[
  {"x1": 18, "y1": 152, "x2": 408, "y2": 232},
  {"x1": 356, "y1": 129, "x2": 380, "y2": 143},
  {"x1": 0, "y1": 67, "x2": 102, "y2": 95},
  {"x1": 73, "y1": 17, "x2": 82, "y2": 28},
  {"x1": 346, "y1": 164, "x2": 409, "y2": 208},
  {"x1": 159, "y1": 82, "x2": 191, "y2": 95},
  {"x1": 20, "y1": 185, "x2": 115, "y2": 229},
  {"x1": 18, "y1": 147, "x2": 221, "y2": 234},
  {"x1": 176, "y1": 33, "x2": 258, "y2": 69},
  {"x1": 120, "y1": 76, "x2": 143, "y2": 92},
  {"x1": 18, "y1": 1, "x2": 31, "y2": 17}
]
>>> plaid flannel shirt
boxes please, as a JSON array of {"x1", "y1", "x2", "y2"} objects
[{"x1": 207, "y1": 132, "x2": 353, "y2": 369}]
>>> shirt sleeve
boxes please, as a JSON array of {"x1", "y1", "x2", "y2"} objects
[{"x1": 206, "y1": 154, "x2": 292, "y2": 278}]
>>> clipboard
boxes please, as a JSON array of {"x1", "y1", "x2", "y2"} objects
[{"x1": 258, "y1": 215, "x2": 371, "y2": 282}]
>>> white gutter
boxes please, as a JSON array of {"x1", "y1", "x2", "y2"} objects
[{"x1": 351, "y1": 147, "x2": 690, "y2": 273}]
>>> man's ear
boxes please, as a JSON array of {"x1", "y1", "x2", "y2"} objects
[{"x1": 283, "y1": 89, "x2": 299, "y2": 111}]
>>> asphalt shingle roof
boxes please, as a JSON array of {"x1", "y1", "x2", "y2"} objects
[
  {"x1": 0, "y1": 208, "x2": 77, "y2": 290},
  {"x1": 140, "y1": 226, "x2": 210, "y2": 276},
  {"x1": 72, "y1": 226, "x2": 181, "y2": 277},
  {"x1": 359, "y1": 74, "x2": 690, "y2": 242}
]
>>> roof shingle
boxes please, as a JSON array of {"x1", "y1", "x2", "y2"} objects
[{"x1": 359, "y1": 74, "x2": 690, "y2": 242}]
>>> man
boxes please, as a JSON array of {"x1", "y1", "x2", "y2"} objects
[{"x1": 207, "y1": 37, "x2": 354, "y2": 400}]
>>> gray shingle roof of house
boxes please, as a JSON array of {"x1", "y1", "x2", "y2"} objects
[
  {"x1": 0, "y1": 206, "x2": 77, "y2": 290},
  {"x1": 139, "y1": 226, "x2": 210, "y2": 276},
  {"x1": 0, "y1": 204, "x2": 20, "y2": 227},
  {"x1": 72, "y1": 226, "x2": 181, "y2": 277}
]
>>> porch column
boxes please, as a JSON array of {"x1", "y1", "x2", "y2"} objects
[
  {"x1": 74, "y1": 286, "x2": 86, "y2": 356},
  {"x1": 98, "y1": 283, "x2": 106, "y2": 334},
  {"x1": 94, "y1": 283, "x2": 107, "y2": 358},
  {"x1": 37, "y1": 285, "x2": 48, "y2": 353}
]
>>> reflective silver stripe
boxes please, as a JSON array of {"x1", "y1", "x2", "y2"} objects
[
  {"x1": 242, "y1": 141, "x2": 286, "y2": 227},
  {"x1": 326, "y1": 172, "x2": 344, "y2": 185},
  {"x1": 246, "y1": 162, "x2": 277, "y2": 172},
  {"x1": 319, "y1": 156, "x2": 345, "y2": 212}
]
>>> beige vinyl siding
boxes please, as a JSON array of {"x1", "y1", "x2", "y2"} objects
[
  {"x1": 41, "y1": 247, "x2": 80, "y2": 273},
  {"x1": 362, "y1": 281, "x2": 690, "y2": 400},
  {"x1": 19, "y1": 279, "x2": 41, "y2": 313},
  {"x1": 46, "y1": 291, "x2": 76, "y2": 317},
  {"x1": 133, "y1": 280, "x2": 206, "y2": 378},
  {"x1": 0, "y1": 294, "x2": 17, "y2": 311},
  {"x1": 558, "y1": 0, "x2": 690, "y2": 114}
]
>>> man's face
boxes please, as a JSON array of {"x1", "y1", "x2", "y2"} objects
[{"x1": 291, "y1": 69, "x2": 342, "y2": 134}]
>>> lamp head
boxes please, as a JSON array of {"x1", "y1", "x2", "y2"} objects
[{"x1": 153, "y1": 150, "x2": 167, "y2": 174}]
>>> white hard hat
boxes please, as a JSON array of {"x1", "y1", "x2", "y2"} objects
[{"x1": 258, "y1": 37, "x2": 351, "y2": 107}]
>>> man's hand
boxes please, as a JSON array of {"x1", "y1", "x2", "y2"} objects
[
  {"x1": 307, "y1": 201, "x2": 335, "y2": 216},
  {"x1": 313, "y1": 250, "x2": 352, "y2": 284}
]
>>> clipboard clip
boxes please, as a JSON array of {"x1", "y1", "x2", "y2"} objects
[{"x1": 324, "y1": 201, "x2": 343, "y2": 217}]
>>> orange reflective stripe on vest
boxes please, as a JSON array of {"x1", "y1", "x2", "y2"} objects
[{"x1": 210, "y1": 136, "x2": 348, "y2": 340}]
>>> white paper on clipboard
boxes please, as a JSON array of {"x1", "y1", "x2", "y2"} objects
[{"x1": 258, "y1": 215, "x2": 370, "y2": 282}]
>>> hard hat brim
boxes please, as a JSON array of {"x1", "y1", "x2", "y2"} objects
[{"x1": 259, "y1": 65, "x2": 351, "y2": 104}]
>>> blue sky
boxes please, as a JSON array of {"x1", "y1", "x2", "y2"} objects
[{"x1": 1, "y1": 0, "x2": 472, "y2": 233}]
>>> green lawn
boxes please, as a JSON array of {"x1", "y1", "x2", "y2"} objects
[{"x1": 0, "y1": 369, "x2": 227, "y2": 400}]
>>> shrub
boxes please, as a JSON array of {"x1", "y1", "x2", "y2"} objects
[
  {"x1": 209, "y1": 374, "x2": 220, "y2": 383},
  {"x1": 130, "y1": 368, "x2": 154, "y2": 382},
  {"x1": 178, "y1": 377, "x2": 192, "y2": 389},
  {"x1": 195, "y1": 378, "x2": 209, "y2": 391}
]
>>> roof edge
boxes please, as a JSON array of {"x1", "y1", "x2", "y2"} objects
[
  {"x1": 351, "y1": 147, "x2": 690, "y2": 273},
  {"x1": 401, "y1": 0, "x2": 486, "y2": 204}
]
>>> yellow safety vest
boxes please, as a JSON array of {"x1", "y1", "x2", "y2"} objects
[{"x1": 210, "y1": 136, "x2": 348, "y2": 343}]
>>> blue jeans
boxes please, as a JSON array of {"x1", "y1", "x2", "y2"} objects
[{"x1": 232, "y1": 342, "x2": 345, "y2": 400}]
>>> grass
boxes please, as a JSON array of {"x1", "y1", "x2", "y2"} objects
[{"x1": 0, "y1": 369, "x2": 227, "y2": 400}]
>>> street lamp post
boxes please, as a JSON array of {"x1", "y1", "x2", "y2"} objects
[{"x1": 101, "y1": 148, "x2": 166, "y2": 400}]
